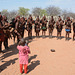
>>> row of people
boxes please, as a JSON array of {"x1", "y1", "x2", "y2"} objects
[
  {"x1": 0, "y1": 14, "x2": 75, "y2": 53},
  {"x1": 35, "y1": 16, "x2": 75, "y2": 40}
]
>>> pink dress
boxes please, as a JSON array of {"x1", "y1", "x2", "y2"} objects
[{"x1": 17, "y1": 45, "x2": 30, "y2": 64}]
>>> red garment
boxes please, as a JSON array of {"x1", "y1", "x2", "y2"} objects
[
  {"x1": 20, "y1": 64, "x2": 27, "y2": 74},
  {"x1": 0, "y1": 30, "x2": 5, "y2": 42}
]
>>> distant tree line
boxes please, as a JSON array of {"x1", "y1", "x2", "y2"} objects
[{"x1": 0, "y1": 6, "x2": 75, "y2": 21}]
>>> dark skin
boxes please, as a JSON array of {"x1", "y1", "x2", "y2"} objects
[
  {"x1": 27, "y1": 16, "x2": 34, "y2": 38},
  {"x1": 56, "y1": 16, "x2": 64, "y2": 39},
  {"x1": 0, "y1": 16, "x2": 4, "y2": 69},
  {"x1": 15, "y1": 17, "x2": 22, "y2": 43},
  {"x1": 51, "y1": 16, "x2": 55, "y2": 23},
  {"x1": 48, "y1": 21, "x2": 54, "y2": 36},
  {"x1": 27, "y1": 19, "x2": 32, "y2": 37},
  {"x1": 73, "y1": 22, "x2": 75, "y2": 40},
  {"x1": 48, "y1": 16, "x2": 55, "y2": 37},
  {"x1": 35, "y1": 16, "x2": 40, "y2": 37},
  {"x1": 0, "y1": 21, "x2": 4, "y2": 53},
  {"x1": 2, "y1": 16, "x2": 13, "y2": 49},
  {"x1": 19, "y1": 17, "x2": 27, "y2": 38},
  {"x1": 2, "y1": 16, "x2": 11, "y2": 37},
  {"x1": 65, "y1": 17, "x2": 72, "y2": 40},
  {"x1": 56, "y1": 21, "x2": 60, "y2": 37},
  {"x1": 0, "y1": 15, "x2": 10, "y2": 53},
  {"x1": 58, "y1": 16, "x2": 62, "y2": 22},
  {"x1": 41, "y1": 16, "x2": 48, "y2": 36},
  {"x1": 65, "y1": 24, "x2": 70, "y2": 39},
  {"x1": 10, "y1": 18, "x2": 16, "y2": 42},
  {"x1": 15, "y1": 17, "x2": 27, "y2": 42},
  {"x1": 14, "y1": 30, "x2": 22, "y2": 40},
  {"x1": 56, "y1": 21, "x2": 63, "y2": 38}
]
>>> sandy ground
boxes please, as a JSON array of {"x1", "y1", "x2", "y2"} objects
[{"x1": 0, "y1": 28, "x2": 75, "y2": 75}]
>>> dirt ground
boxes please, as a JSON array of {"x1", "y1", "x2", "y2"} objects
[{"x1": 0, "y1": 28, "x2": 75, "y2": 75}]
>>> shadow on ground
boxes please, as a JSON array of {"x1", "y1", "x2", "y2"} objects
[
  {"x1": 28, "y1": 60, "x2": 40, "y2": 73},
  {"x1": 0, "y1": 44, "x2": 18, "y2": 60},
  {"x1": 0, "y1": 58, "x2": 18, "y2": 72},
  {"x1": 29, "y1": 55, "x2": 37, "y2": 63}
]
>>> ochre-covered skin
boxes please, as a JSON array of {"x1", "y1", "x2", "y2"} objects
[
  {"x1": 35, "y1": 16, "x2": 41, "y2": 36},
  {"x1": 48, "y1": 16, "x2": 55, "y2": 36},
  {"x1": 65, "y1": 17, "x2": 72, "y2": 40}
]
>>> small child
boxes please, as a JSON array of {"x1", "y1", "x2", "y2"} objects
[{"x1": 17, "y1": 39, "x2": 30, "y2": 75}]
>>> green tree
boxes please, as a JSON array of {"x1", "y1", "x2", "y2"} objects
[
  {"x1": 18, "y1": 7, "x2": 30, "y2": 16},
  {"x1": 40, "y1": 9, "x2": 47, "y2": 16},
  {"x1": 1, "y1": 9, "x2": 9, "y2": 17}
]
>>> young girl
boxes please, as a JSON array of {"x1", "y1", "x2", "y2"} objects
[{"x1": 17, "y1": 39, "x2": 30, "y2": 75}]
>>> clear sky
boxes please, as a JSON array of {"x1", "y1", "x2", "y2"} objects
[{"x1": 0, "y1": 0, "x2": 75, "y2": 12}]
